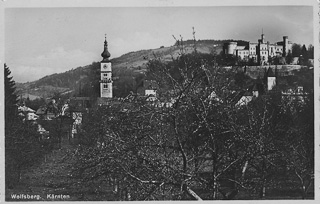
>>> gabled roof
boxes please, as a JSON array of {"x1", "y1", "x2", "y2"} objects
[{"x1": 266, "y1": 67, "x2": 276, "y2": 77}]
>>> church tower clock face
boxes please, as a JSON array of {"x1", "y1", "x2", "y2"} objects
[{"x1": 101, "y1": 63, "x2": 111, "y2": 72}]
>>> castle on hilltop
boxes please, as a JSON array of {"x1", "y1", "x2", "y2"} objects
[{"x1": 223, "y1": 33, "x2": 293, "y2": 65}]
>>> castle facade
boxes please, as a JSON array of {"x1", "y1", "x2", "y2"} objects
[{"x1": 224, "y1": 34, "x2": 293, "y2": 65}]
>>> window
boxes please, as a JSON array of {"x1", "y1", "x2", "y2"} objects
[{"x1": 103, "y1": 83, "x2": 108, "y2": 89}]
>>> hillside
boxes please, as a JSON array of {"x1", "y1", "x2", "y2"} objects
[{"x1": 15, "y1": 39, "x2": 240, "y2": 99}]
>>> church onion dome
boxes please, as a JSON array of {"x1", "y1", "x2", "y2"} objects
[{"x1": 101, "y1": 35, "x2": 111, "y2": 62}]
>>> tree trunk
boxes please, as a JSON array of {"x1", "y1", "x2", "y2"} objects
[
  {"x1": 294, "y1": 169, "x2": 309, "y2": 199},
  {"x1": 259, "y1": 179, "x2": 266, "y2": 199},
  {"x1": 17, "y1": 166, "x2": 21, "y2": 183},
  {"x1": 242, "y1": 160, "x2": 249, "y2": 178},
  {"x1": 126, "y1": 187, "x2": 131, "y2": 201},
  {"x1": 213, "y1": 171, "x2": 218, "y2": 199},
  {"x1": 301, "y1": 185, "x2": 306, "y2": 199},
  {"x1": 183, "y1": 184, "x2": 203, "y2": 200}
]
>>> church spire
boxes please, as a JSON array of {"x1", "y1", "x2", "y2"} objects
[{"x1": 101, "y1": 34, "x2": 111, "y2": 62}]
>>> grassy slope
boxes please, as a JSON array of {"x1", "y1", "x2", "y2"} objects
[
  {"x1": 16, "y1": 43, "x2": 222, "y2": 99},
  {"x1": 5, "y1": 137, "x2": 116, "y2": 201}
]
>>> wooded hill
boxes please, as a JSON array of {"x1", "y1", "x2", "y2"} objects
[{"x1": 15, "y1": 39, "x2": 231, "y2": 99}]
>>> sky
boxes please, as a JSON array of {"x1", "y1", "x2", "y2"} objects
[{"x1": 3, "y1": 3, "x2": 315, "y2": 83}]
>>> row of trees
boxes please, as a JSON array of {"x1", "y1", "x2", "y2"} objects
[
  {"x1": 291, "y1": 43, "x2": 314, "y2": 59},
  {"x1": 72, "y1": 52, "x2": 314, "y2": 200}
]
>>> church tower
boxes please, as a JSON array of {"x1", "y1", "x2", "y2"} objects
[{"x1": 100, "y1": 35, "x2": 112, "y2": 98}]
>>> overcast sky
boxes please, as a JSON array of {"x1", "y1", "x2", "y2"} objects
[{"x1": 4, "y1": 4, "x2": 314, "y2": 83}]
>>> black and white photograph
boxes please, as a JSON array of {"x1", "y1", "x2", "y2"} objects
[{"x1": 1, "y1": 0, "x2": 319, "y2": 202}]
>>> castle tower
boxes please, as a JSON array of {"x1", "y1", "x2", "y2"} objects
[
  {"x1": 261, "y1": 33, "x2": 265, "y2": 44},
  {"x1": 224, "y1": 42, "x2": 237, "y2": 55},
  {"x1": 100, "y1": 35, "x2": 112, "y2": 98}
]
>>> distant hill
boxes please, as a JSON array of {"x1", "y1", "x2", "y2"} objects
[{"x1": 15, "y1": 39, "x2": 244, "y2": 99}]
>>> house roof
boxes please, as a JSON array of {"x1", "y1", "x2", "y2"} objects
[
  {"x1": 266, "y1": 67, "x2": 276, "y2": 77},
  {"x1": 36, "y1": 107, "x2": 47, "y2": 115},
  {"x1": 18, "y1": 106, "x2": 36, "y2": 113},
  {"x1": 144, "y1": 80, "x2": 158, "y2": 89},
  {"x1": 27, "y1": 112, "x2": 39, "y2": 120}
]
